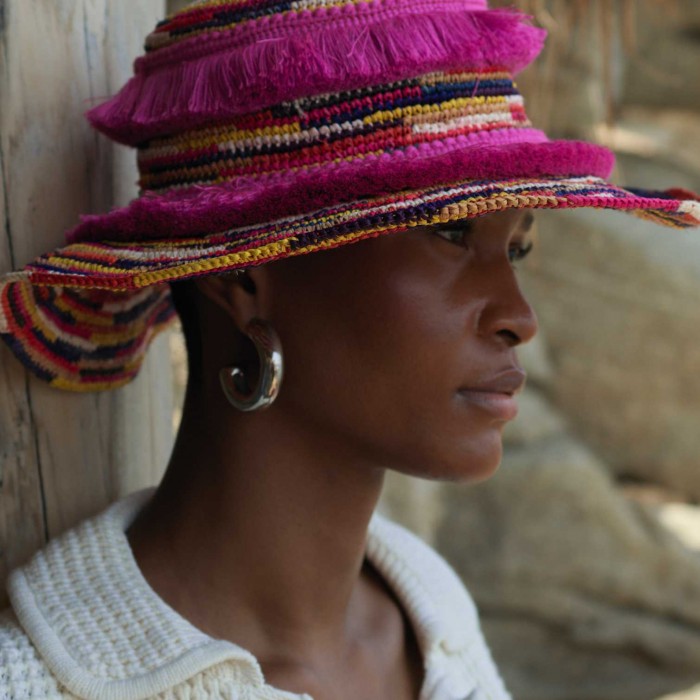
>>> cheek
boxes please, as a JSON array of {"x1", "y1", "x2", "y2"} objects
[
  {"x1": 266, "y1": 246, "x2": 506, "y2": 480},
  {"x1": 270, "y1": 273, "x2": 428, "y2": 441}
]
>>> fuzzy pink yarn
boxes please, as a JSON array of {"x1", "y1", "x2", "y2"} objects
[
  {"x1": 87, "y1": 4, "x2": 546, "y2": 146},
  {"x1": 68, "y1": 138, "x2": 613, "y2": 244}
]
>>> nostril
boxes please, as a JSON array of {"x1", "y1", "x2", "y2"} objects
[{"x1": 497, "y1": 329, "x2": 520, "y2": 347}]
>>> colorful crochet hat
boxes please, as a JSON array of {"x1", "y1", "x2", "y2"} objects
[{"x1": 1, "y1": 0, "x2": 698, "y2": 391}]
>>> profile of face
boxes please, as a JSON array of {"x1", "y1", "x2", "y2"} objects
[{"x1": 197, "y1": 209, "x2": 538, "y2": 484}]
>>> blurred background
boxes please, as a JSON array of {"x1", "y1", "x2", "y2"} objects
[{"x1": 165, "y1": 1, "x2": 700, "y2": 698}]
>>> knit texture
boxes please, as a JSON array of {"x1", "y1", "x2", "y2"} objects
[{"x1": 1, "y1": 488, "x2": 512, "y2": 700}]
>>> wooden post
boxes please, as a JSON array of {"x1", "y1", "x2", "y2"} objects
[{"x1": 0, "y1": 1, "x2": 174, "y2": 607}]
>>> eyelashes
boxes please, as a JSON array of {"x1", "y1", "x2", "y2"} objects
[
  {"x1": 508, "y1": 241, "x2": 533, "y2": 264},
  {"x1": 432, "y1": 226, "x2": 473, "y2": 247},
  {"x1": 431, "y1": 225, "x2": 534, "y2": 266}
]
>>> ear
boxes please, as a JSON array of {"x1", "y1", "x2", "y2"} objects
[{"x1": 195, "y1": 269, "x2": 267, "y2": 333}]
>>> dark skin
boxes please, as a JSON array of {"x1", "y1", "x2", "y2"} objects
[{"x1": 126, "y1": 208, "x2": 538, "y2": 700}]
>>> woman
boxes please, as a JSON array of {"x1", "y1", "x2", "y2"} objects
[{"x1": 0, "y1": 0, "x2": 697, "y2": 698}]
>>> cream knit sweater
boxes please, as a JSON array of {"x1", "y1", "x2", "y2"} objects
[{"x1": 0, "y1": 488, "x2": 512, "y2": 700}]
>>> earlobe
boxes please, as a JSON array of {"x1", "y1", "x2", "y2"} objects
[{"x1": 195, "y1": 270, "x2": 260, "y2": 332}]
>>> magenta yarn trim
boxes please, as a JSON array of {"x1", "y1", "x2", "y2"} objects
[
  {"x1": 67, "y1": 138, "x2": 614, "y2": 244},
  {"x1": 87, "y1": 5, "x2": 546, "y2": 146}
]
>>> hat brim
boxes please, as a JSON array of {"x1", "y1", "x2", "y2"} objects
[{"x1": 1, "y1": 171, "x2": 698, "y2": 391}]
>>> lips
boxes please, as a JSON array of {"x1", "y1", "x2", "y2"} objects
[
  {"x1": 457, "y1": 367, "x2": 526, "y2": 421},
  {"x1": 459, "y1": 367, "x2": 527, "y2": 396}
]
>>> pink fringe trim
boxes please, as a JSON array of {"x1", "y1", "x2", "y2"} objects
[
  {"x1": 67, "y1": 138, "x2": 613, "y2": 244},
  {"x1": 87, "y1": 4, "x2": 546, "y2": 146}
]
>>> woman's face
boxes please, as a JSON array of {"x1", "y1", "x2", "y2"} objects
[{"x1": 251, "y1": 209, "x2": 538, "y2": 483}]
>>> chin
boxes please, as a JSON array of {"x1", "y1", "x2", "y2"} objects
[{"x1": 401, "y1": 428, "x2": 505, "y2": 484}]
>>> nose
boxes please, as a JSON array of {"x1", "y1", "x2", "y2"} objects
[{"x1": 476, "y1": 268, "x2": 539, "y2": 348}]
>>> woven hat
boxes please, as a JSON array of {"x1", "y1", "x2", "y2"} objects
[{"x1": 1, "y1": 0, "x2": 698, "y2": 392}]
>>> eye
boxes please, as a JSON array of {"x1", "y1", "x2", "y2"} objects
[
  {"x1": 431, "y1": 222, "x2": 473, "y2": 248},
  {"x1": 508, "y1": 241, "x2": 534, "y2": 265}
]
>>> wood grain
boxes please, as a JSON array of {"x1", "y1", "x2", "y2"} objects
[{"x1": 0, "y1": 0, "x2": 172, "y2": 607}]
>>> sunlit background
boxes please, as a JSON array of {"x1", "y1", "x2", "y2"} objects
[{"x1": 165, "y1": 2, "x2": 700, "y2": 698}]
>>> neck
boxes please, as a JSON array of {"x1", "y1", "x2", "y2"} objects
[{"x1": 127, "y1": 383, "x2": 386, "y2": 660}]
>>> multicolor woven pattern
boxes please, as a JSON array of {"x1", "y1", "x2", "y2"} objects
[
  {"x1": 88, "y1": 0, "x2": 545, "y2": 145},
  {"x1": 136, "y1": 69, "x2": 532, "y2": 193},
  {"x1": 6, "y1": 177, "x2": 700, "y2": 291},
  {"x1": 0, "y1": 284, "x2": 174, "y2": 390},
  {"x1": 145, "y1": 0, "x2": 492, "y2": 52},
  {"x1": 1, "y1": 175, "x2": 698, "y2": 390}
]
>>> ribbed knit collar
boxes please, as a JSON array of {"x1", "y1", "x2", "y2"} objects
[{"x1": 8, "y1": 488, "x2": 479, "y2": 700}]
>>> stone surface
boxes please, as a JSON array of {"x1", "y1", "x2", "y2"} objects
[
  {"x1": 621, "y1": 0, "x2": 700, "y2": 112},
  {"x1": 428, "y1": 388, "x2": 700, "y2": 700},
  {"x1": 654, "y1": 503, "x2": 700, "y2": 552},
  {"x1": 502, "y1": 386, "x2": 566, "y2": 447},
  {"x1": 520, "y1": 204, "x2": 700, "y2": 499},
  {"x1": 379, "y1": 473, "x2": 444, "y2": 546}
]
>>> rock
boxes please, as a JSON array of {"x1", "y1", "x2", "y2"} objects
[
  {"x1": 379, "y1": 473, "x2": 444, "y2": 545},
  {"x1": 481, "y1": 617, "x2": 700, "y2": 700},
  {"x1": 520, "y1": 206, "x2": 700, "y2": 498},
  {"x1": 621, "y1": 0, "x2": 700, "y2": 112},
  {"x1": 503, "y1": 386, "x2": 566, "y2": 447},
  {"x1": 517, "y1": 332, "x2": 557, "y2": 388},
  {"x1": 434, "y1": 431, "x2": 700, "y2": 699},
  {"x1": 381, "y1": 376, "x2": 700, "y2": 699},
  {"x1": 658, "y1": 686, "x2": 700, "y2": 700},
  {"x1": 654, "y1": 502, "x2": 700, "y2": 552}
]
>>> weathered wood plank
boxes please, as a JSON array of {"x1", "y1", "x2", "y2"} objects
[
  {"x1": 0, "y1": 0, "x2": 172, "y2": 607},
  {"x1": 168, "y1": 1, "x2": 190, "y2": 14},
  {"x1": 0, "y1": 0, "x2": 47, "y2": 608}
]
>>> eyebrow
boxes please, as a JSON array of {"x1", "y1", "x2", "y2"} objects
[{"x1": 521, "y1": 212, "x2": 535, "y2": 231}]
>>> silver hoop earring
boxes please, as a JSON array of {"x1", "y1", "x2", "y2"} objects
[{"x1": 219, "y1": 318, "x2": 284, "y2": 411}]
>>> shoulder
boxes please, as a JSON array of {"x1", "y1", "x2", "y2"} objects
[
  {"x1": 368, "y1": 513, "x2": 480, "y2": 630},
  {"x1": 0, "y1": 606, "x2": 67, "y2": 699},
  {"x1": 1, "y1": 490, "x2": 272, "y2": 700},
  {"x1": 368, "y1": 514, "x2": 514, "y2": 700}
]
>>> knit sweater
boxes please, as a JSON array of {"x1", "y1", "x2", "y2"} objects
[{"x1": 0, "y1": 488, "x2": 511, "y2": 700}]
